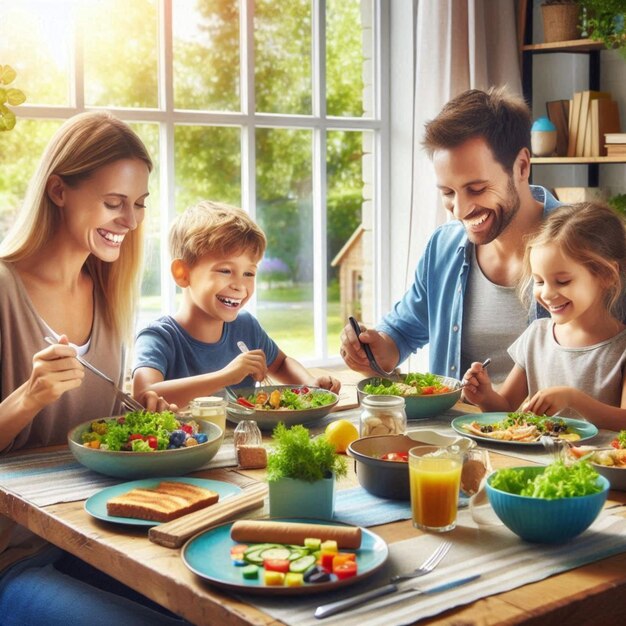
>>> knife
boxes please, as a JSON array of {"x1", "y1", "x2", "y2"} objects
[{"x1": 314, "y1": 573, "x2": 480, "y2": 619}]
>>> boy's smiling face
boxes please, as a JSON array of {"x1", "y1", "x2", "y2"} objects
[{"x1": 174, "y1": 249, "x2": 259, "y2": 323}]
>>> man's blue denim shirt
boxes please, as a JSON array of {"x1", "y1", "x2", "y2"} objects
[{"x1": 377, "y1": 185, "x2": 561, "y2": 379}]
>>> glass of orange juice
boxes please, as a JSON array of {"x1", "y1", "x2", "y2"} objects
[{"x1": 409, "y1": 445, "x2": 463, "y2": 532}]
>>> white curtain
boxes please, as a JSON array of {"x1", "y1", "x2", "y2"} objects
[{"x1": 402, "y1": 0, "x2": 522, "y2": 372}]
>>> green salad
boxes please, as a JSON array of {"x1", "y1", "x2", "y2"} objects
[
  {"x1": 244, "y1": 387, "x2": 336, "y2": 411},
  {"x1": 80, "y1": 410, "x2": 203, "y2": 452},
  {"x1": 490, "y1": 460, "x2": 603, "y2": 499},
  {"x1": 363, "y1": 372, "x2": 454, "y2": 397}
]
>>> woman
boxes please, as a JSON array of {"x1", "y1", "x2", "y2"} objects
[{"x1": 0, "y1": 111, "x2": 187, "y2": 624}]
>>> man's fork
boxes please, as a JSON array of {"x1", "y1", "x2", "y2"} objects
[{"x1": 314, "y1": 541, "x2": 452, "y2": 618}]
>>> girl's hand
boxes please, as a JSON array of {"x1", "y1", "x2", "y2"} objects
[
  {"x1": 461, "y1": 361, "x2": 493, "y2": 405},
  {"x1": 313, "y1": 375, "x2": 341, "y2": 394},
  {"x1": 24, "y1": 336, "x2": 84, "y2": 410},
  {"x1": 225, "y1": 350, "x2": 268, "y2": 384},
  {"x1": 523, "y1": 387, "x2": 572, "y2": 417}
]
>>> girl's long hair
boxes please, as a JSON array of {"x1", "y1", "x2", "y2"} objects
[
  {"x1": 519, "y1": 203, "x2": 626, "y2": 319},
  {"x1": 0, "y1": 111, "x2": 152, "y2": 343}
]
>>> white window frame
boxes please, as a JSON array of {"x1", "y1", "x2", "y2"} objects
[{"x1": 9, "y1": 0, "x2": 390, "y2": 367}]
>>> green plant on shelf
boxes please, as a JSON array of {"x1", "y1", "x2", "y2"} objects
[
  {"x1": 0, "y1": 65, "x2": 26, "y2": 131},
  {"x1": 577, "y1": 0, "x2": 626, "y2": 58}
]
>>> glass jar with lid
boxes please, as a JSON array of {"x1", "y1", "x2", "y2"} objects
[
  {"x1": 360, "y1": 395, "x2": 406, "y2": 437},
  {"x1": 189, "y1": 396, "x2": 227, "y2": 433}
]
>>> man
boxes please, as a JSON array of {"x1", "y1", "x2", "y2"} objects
[{"x1": 340, "y1": 87, "x2": 561, "y2": 384}]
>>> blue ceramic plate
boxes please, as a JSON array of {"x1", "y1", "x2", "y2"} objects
[
  {"x1": 451, "y1": 413, "x2": 598, "y2": 446},
  {"x1": 182, "y1": 518, "x2": 388, "y2": 595},
  {"x1": 84, "y1": 477, "x2": 241, "y2": 527}
]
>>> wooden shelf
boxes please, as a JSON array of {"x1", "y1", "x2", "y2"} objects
[
  {"x1": 522, "y1": 39, "x2": 605, "y2": 53},
  {"x1": 531, "y1": 156, "x2": 626, "y2": 164}
]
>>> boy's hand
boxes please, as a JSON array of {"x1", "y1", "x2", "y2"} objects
[
  {"x1": 461, "y1": 361, "x2": 492, "y2": 405},
  {"x1": 137, "y1": 390, "x2": 179, "y2": 414},
  {"x1": 313, "y1": 375, "x2": 341, "y2": 394},
  {"x1": 226, "y1": 350, "x2": 268, "y2": 384}
]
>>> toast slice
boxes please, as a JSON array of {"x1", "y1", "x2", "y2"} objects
[{"x1": 106, "y1": 481, "x2": 219, "y2": 522}]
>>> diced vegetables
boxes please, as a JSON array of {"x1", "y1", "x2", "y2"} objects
[{"x1": 232, "y1": 538, "x2": 358, "y2": 586}]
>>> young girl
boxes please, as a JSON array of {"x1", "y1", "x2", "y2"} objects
[{"x1": 462, "y1": 202, "x2": 626, "y2": 431}]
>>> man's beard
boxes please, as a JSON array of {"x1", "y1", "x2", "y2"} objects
[{"x1": 465, "y1": 177, "x2": 521, "y2": 245}]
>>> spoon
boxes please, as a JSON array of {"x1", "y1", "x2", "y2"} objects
[{"x1": 347, "y1": 316, "x2": 401, "y2": 381}]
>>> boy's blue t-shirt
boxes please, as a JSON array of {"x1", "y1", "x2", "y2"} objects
[{"x1": 132, "y1": 311, "x2": 279, "y2": 389}]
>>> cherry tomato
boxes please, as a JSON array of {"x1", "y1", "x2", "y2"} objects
[
  {"x1": 421, "y1": 386, "x2": 436, "y2": 395},
  {"x1": 264, "y1": 559, "x2": 290, "y2": 573},
  {"x1": 128, "y1": 433, "x2": 144, "y2": 441},
  {"x1": 333, "y1": 561, "x2": 358, "y2": 579},
  {"x1": 611, "y1": 439, "x2": 620, "y2": 449},
  {"x1": 291, "y1": 388, "x2": 301, "y2": 394},
  {"x1": 146, "y1": 435, "x2": 158, "y2": 450},
  {"x1": 181, "y1": 423, "x2": 194, "y2": 434},
  {"x1": 300, "y1": 386, "x2": 309, "y2": 394},
  {"x1": 381, "y1": 451, "x2": 409, "y2": 462}
]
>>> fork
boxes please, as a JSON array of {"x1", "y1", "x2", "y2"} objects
[
  {"x1": 389, "y1": 540, "x2": 452, "y2": 582},
  {"x1": 43, "y1": 336, "x2": 144, "y2": 413},
  {"x1": 237, "y1": 341, "x2": 274, "y2": 387},
  {"x1": 314, "y1": 541, "x2": 451, "y2": 618}
]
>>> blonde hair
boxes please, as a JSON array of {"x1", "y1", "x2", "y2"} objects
[
  {"x1": 519, "y1": 203, "x2": 626, "y2": 317},
  {"x1": 0, "y1": 111, "x2": 152, "y2": 342},
  {"x1": 169, "y1": 200, "x2": 266, "y2": 266}
]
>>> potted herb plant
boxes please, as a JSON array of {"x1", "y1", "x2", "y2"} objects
[
  {"x1": 578, "y1": 0, "x2": 626, "y2": 58},
  {"x1": 267, "y1": 423, "x2": 347, "y2": 520}
]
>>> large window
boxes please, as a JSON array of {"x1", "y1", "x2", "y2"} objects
[{"x1": 0, "y1": 0, "x2": 385, "y2": 365}]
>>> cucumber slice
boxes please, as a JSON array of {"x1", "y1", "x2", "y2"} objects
[
  {"x1": 243, "y1": 543, "x2": 280, "y2": 556},
  {"x1": 260, "y1": 547, "x2": 292, "y2": 561},
  {"x1": 289, "y1": 554, "x2": 316, "y2": 573},
  {"x1": 244, "y1": 550, "x2": 265, "y2": 565},
  {"x1": 288, "y1": 550, "x2": 308, "y2": 561}
]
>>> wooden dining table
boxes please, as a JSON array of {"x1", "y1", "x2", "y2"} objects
[{"x1": 1, "y1": 390, "x2": 626, "y2": 626}]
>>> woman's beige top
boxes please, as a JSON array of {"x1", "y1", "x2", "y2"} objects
[{"x1": 0, "y1": 260, "x2": 123, "y2": 452}]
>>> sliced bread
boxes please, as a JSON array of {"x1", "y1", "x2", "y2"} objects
[{"x1": 106, "y1": 481, "x2": 219, "y2": 522}]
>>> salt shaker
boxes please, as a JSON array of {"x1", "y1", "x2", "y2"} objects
[
  {"x1": 233, "y1": 420, "x2": 266, "y2": 469},
  {"x1": 360, "y1": 395, "x2": 406, "y2": 437}
]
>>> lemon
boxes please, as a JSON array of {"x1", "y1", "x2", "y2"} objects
[{"x1": 325, "y1": 419, "x2": 359, "y2": 454}]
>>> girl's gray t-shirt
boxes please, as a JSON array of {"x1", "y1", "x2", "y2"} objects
[{"x1": 508, "y1": 318, "x2": 626, "y2": 418}]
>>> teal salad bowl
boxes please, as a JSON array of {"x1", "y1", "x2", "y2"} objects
[
  {"x1": 68, "y1": 418, "x2": 224, "y2": 479},
  {"x1": 486, "y1": 466, "x2": 609, "y2": 543},
  {"x1": 357, "y1": 374, "x2": 462, "y2": 419}
]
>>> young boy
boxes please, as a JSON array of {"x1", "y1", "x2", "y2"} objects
[{"x1": 132, "y1": 201, "x2": 341, "y2": 408}]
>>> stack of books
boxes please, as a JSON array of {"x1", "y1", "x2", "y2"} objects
[
  {"x1": 553, "y1": 90, "x2": 622, "y2": 157},
  {"x1": 605, "y1": 133, "x2": 626, "y2": 156}
]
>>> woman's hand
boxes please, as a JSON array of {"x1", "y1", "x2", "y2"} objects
[
  {"x1": 313, "y1": 375, "x2": 341, "y2": 394},
  {"x1": 23, "y1": 336, "x2": 84, "y2": 411}
]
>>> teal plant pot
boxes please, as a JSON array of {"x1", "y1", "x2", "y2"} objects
[{"x1": 268, "y1": 475, "x2": 335, "y2": 520}]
